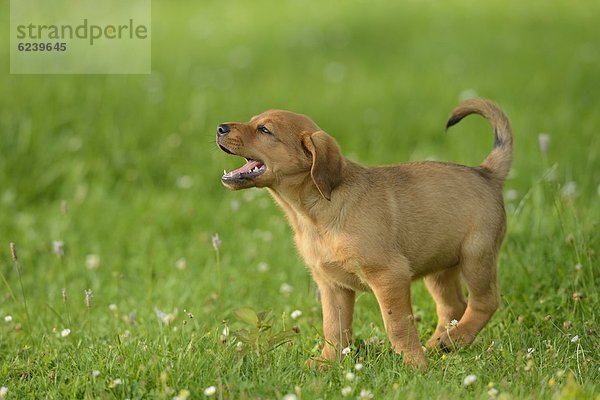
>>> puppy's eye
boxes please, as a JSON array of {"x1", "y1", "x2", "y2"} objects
[{"x1": 257, "y1": 125, "x2": 272, "y2": 135}]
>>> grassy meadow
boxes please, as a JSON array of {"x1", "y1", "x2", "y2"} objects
[{"x1": 1, "y1": 0, "x2": 599, "y2": 398}]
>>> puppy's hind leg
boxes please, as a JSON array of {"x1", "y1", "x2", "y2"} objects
[
  {"x1": 423, "y1": 265, "x2": 467, "y2": 349},
  {"x1": 437, "y1": 244, "x2": 500, "y2": 350}
]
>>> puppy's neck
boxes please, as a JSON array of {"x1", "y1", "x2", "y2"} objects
[
  {"x1": 268, "y1": 172, "x2": 323, "y2": 223},
  {"x1": 267, "y1": 159, "x2": 365, "y2": 227}
]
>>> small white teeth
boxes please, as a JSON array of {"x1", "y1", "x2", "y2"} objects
[{"x1": 222, "y1": 164, "x2": 263, "y2": 178}]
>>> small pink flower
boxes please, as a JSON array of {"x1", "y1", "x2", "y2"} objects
[
  {"x1": 53, "y1": 241, "x2": 65, "y2": 256},
  {"x1": 211, "y1": 234, "x2": 222, "y2": 250}
]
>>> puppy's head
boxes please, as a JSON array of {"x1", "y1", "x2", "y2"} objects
[{"x1": 216, "y1": 110, "x2": 343, "y2": 200}]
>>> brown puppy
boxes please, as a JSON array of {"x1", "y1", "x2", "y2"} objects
[{"x1": 216, "y1": 98, "x2": 512, "y2": 369}]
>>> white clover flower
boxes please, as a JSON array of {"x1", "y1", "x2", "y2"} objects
[
  {"x1": 111, "y1": 378, "x2": 122, "y2": 387},
  {"x1": 345, "y1": 371, "x2": 355, "y2": 381},
  {"x1": 463, "y1": 374, "x2": 477, "y2": 386},
  {"x1": 459, "y1": 89, "x2": 478, "y2": 102},
  {"x1": 176, "y1": 175, "x2": 193, "y2": 189},
  {"x1": 4, "y1": 315, "x2": 12, "y2": 323},
  {"x1": 175, "y1": 258, "x2": 187, "y2": 270},
  {"x1": 0, "y1": 387, "x2": 7, "y2": 398},
  {"x1": 571, "y1": 335, "x2": 580, "y2": 343},
  {"x1": 487, "y1": 387, "x2": 499, "y2": 397},
  {"x1": 341, "y1": 386, "x2": 352, "y2": 397},
  {"x1": 257, "y1": 262, "x2": 269, "y2": 273},
  {"x1": 561, "y1": 181, "x2": 578, "y2": 199},
  {"x1": 173, "y1": 389, "x2": 191, "y2": 400},
  {"x1": 368, "y1": 336, "x2": 380, "y2": 345},
  {"x1": 60, "y1": 328, "x2": 71, "y2": 337},
  {"x1": 281, "y1": 394, "x2": 297, "y2": 400},
  {"x1": 154, "y1": 308, "x2": 176, "y2": 324},
  {"x1": 505, "y1": 189, "x2": 518, "y2": 201},
  {"x1": 92, "y1": 370, "x2": 101, "y2": 378},
  {"x1": 354, "y1": 363, "x2": 364, "y2": 371},
  {"x1": 574, "y1": 263, "x2": 582, "y2": 271},
  {"x1": 538, "y1": 133, "x2": 550, "y2": 154},
  {"x1": 86, "y1": 254, "x2": 101, "y2": 270},
  {"x1": 279, "y1": 283, "x2": 294, "y2": 296},
  {"x1": 109, "y1": 304, "x2": 118, "y2": 312},
  {"x1": 358, "y1": 389, "x2": 374, "y2": 399},
  {"x1": 341, "y1": 346, "x2": 351, "y2": 356},
  {"x1": 290, "y1": 310, "x2": 302, "y2": 320},
  {"x1": 204, "y1": 386, "x2": 216, "y2": 396}
]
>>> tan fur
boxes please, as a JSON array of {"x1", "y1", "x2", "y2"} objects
[{"x1": 216, "y1": 98, "x2": 513, "y2": 369}]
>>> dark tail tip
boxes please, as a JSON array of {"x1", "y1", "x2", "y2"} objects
[
  {"x1": 493, "y1": 128, "x2": 503, "y2": 148},
  {"x1": 445, "y1": 114, "x2": 464, "y2": 131}
]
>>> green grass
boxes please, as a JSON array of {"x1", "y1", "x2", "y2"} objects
[{"x1": 1, "y1": 0, "x2": 599, "y2": 398}]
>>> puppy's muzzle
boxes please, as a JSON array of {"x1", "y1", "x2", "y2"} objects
[
  {"x1": 216, "y1": 124, "x2": 235, "y2": 154},
  {"x1": 217, "y1": 124, "x2": 230, "y2": 136}
]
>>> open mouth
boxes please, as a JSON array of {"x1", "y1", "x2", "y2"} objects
[{"x1": 222, "y1": 157, "x2": 266, "y2": 182}]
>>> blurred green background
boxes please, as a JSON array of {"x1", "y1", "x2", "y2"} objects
[{"x1": 1, "y1": 0, "x2": 599, "y2": 398}]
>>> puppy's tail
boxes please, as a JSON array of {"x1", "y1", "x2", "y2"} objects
[{"x1": 446, "y1": 98, "x2": 513, "y2": 181}]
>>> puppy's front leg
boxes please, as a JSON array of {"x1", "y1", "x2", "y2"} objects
[
  {"x1": 363, "y1": 268, "x2": 427, "y2": 369},
  {"x1": 314, "y1": 281, "x2": 355, "y2": 363}
]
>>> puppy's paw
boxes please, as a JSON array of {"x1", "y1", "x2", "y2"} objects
[
  {"x1": 425, "y1": 335, "x2": 442, "y2": 349},
  {"x1": 305, "y1": 357, "x2": 332, "y2": 372},
  {"x1": 437, "y1": 328, "x2": 475, "y2": 351},
  {"x1": 402, "y1": 350, "x2": 428, "y2": 370}
]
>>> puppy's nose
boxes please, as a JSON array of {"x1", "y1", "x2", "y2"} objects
[{"x1": 217, "y1": 124, "x2": 230, "y2": 136}]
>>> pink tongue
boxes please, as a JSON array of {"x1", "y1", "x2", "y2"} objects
[{"x1": 232, "y1": 160, "x2": 263, "y2": 175}]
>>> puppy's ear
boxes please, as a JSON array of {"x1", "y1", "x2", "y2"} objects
[{"x1": 302, "y1": 130, "x2": 343, "y2": 201}]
